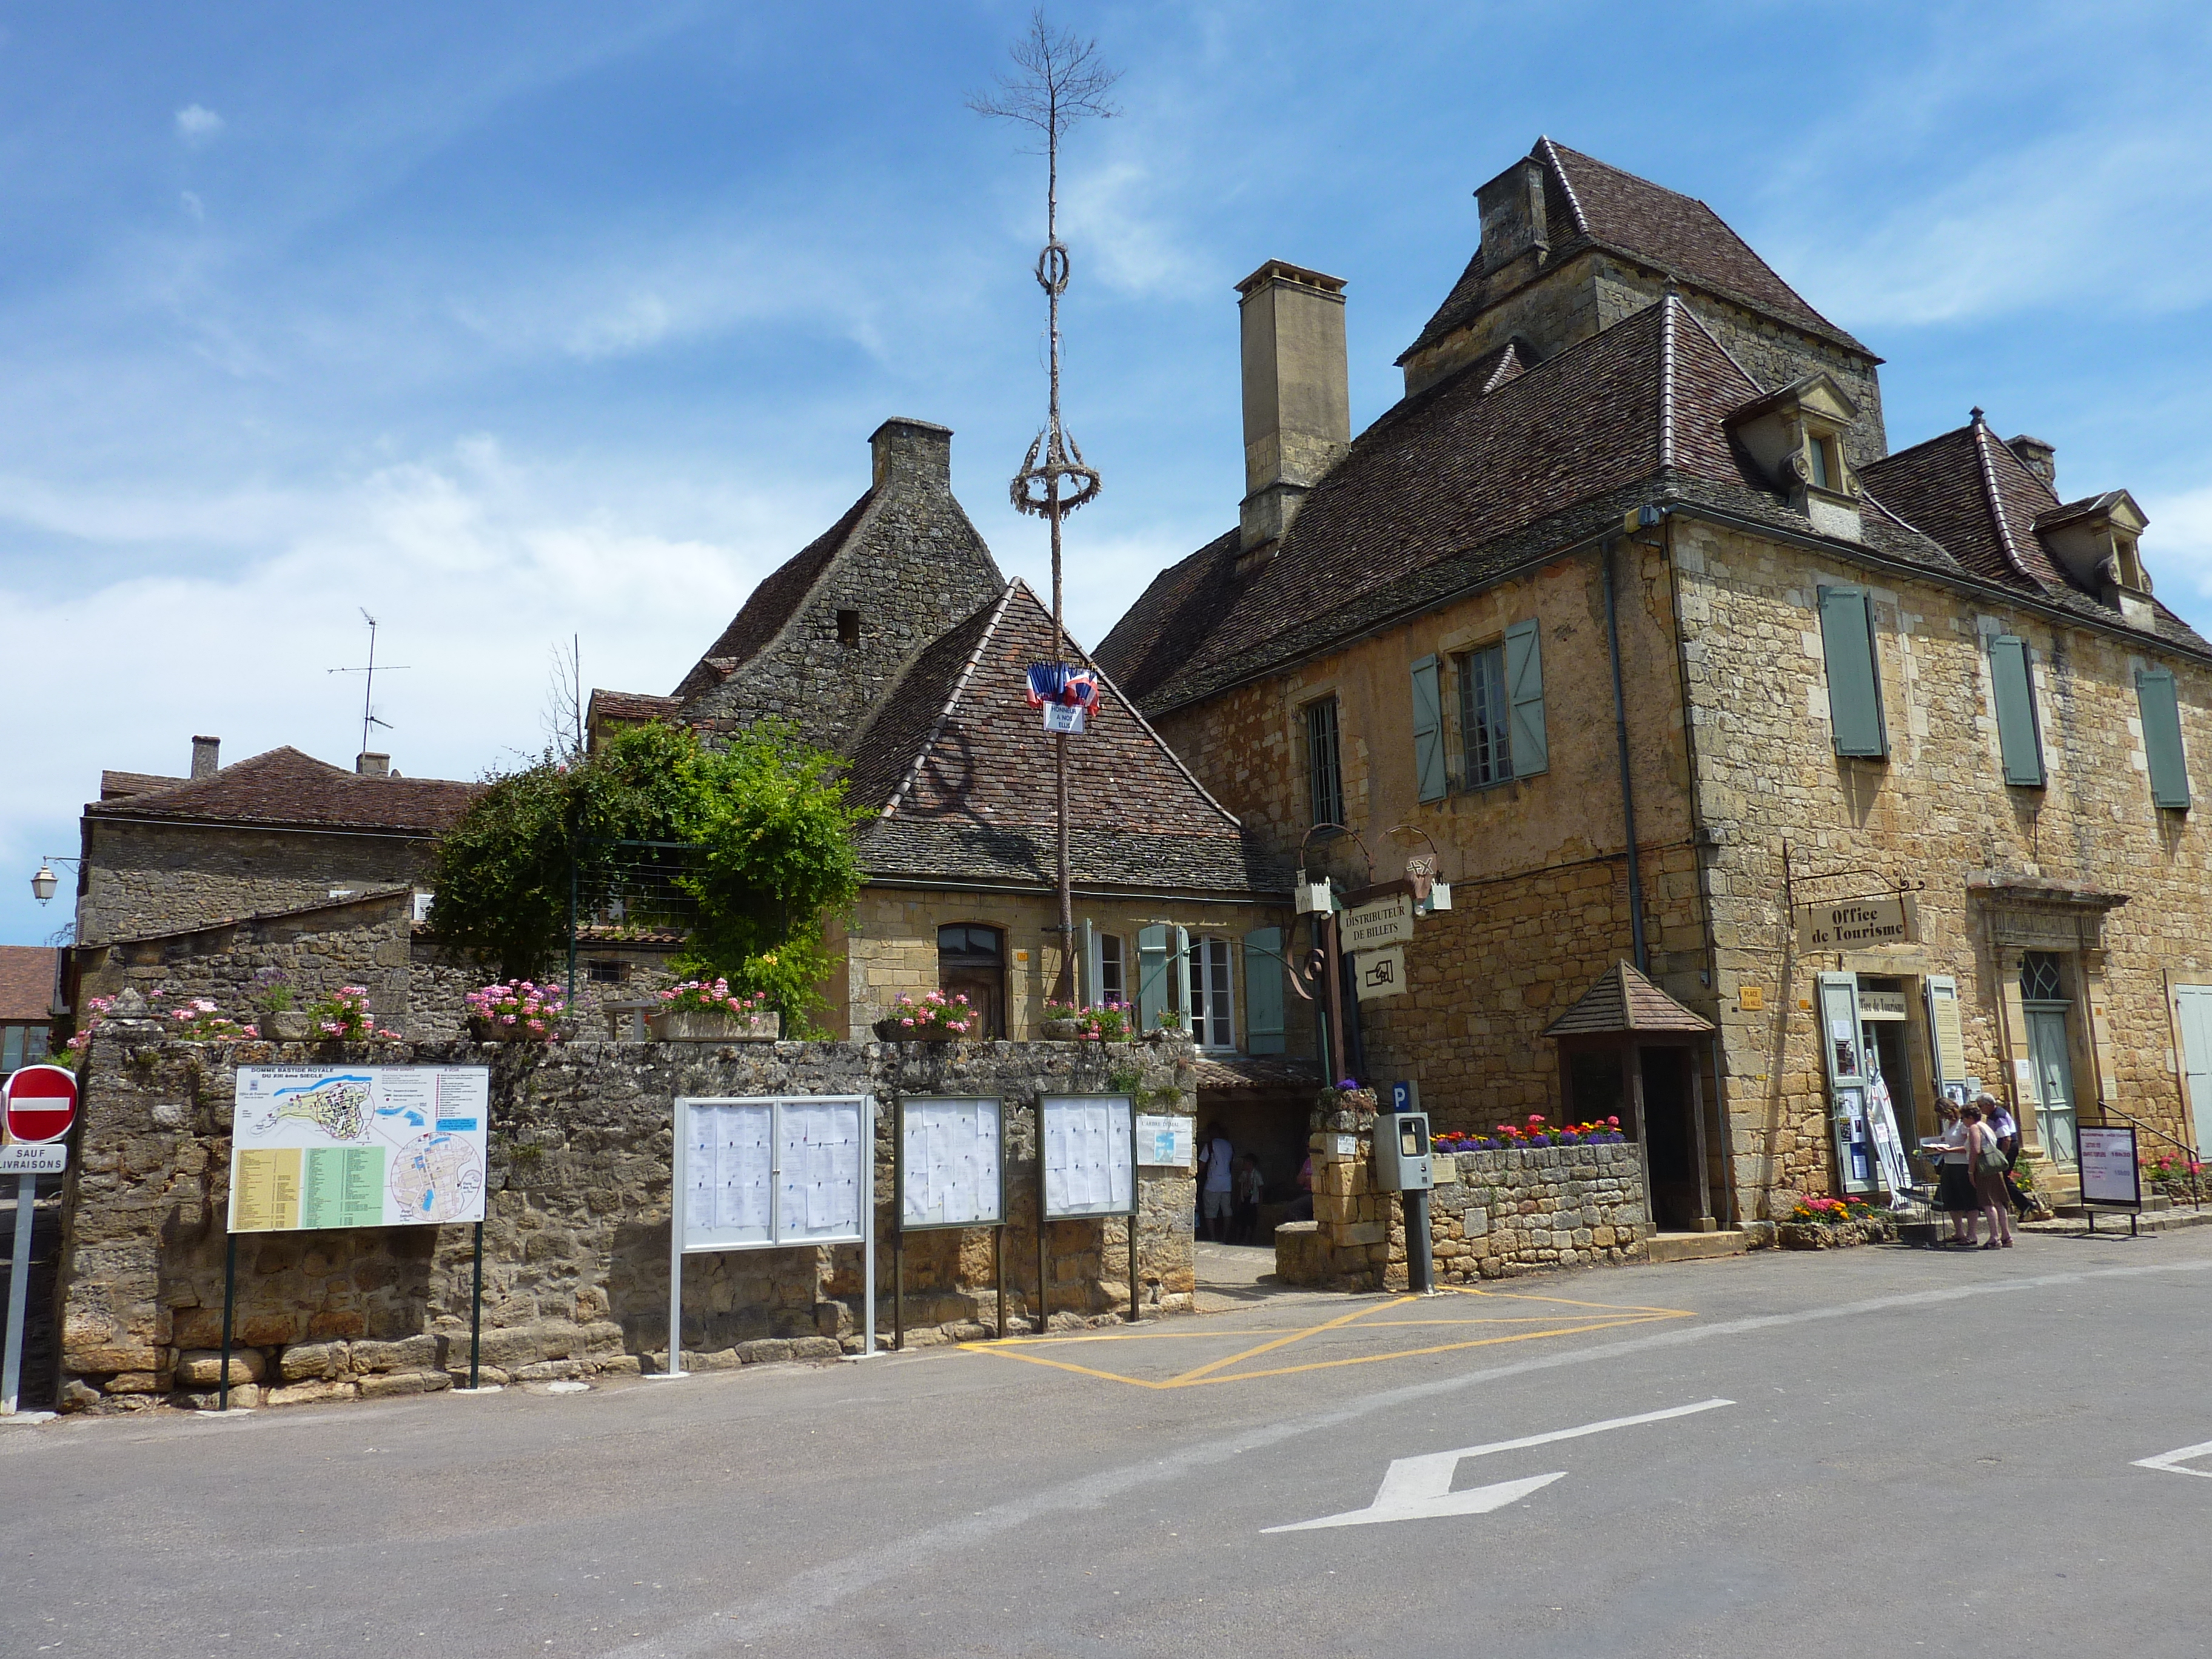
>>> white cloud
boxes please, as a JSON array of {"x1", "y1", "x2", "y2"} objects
[
  {"x1": 175, "y1": 104, "x2": 226, "y2": 145},
  {"x1": 2143, "y1": 484, "x2": 2212, "y2": 609},
  {"x1": 0, "y1": 437, "x2": 825, "y2": 942}
]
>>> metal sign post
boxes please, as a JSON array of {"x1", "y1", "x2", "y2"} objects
[{"x1": 1, "y1": 1145, "x2": 69, "y2": 1415}]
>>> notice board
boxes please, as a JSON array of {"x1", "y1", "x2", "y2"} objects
[
  {"x1": 2078, "y1": 1125, "x2": 2140, "y2": 1207},
  {"x1": 1041, "y1": 1094, "x2": 1135, "y2": 1219},
  {"x1": 675, "y1": 1095, "x2": 870, "y2": 1252},
  {"x1": 897, "y1": 1096, "x2": 1004, "y2": 1231},
  {"x1": 229, "y1": 1065, "x2": 489, "y2": 1233}
]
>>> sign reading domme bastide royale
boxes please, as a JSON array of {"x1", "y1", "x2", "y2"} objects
[
  {"x1": 1795, "y1": 895, "x2": 1919, "y2": 954},
  {"x1": 228, "y1": 1066, "x2": 490, "y2": 1233}
]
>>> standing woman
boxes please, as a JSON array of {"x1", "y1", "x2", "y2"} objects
[
  {"x1": 1932, "y1": 1101, "x2": 1978, "y2": 1246},
  {"x1": 1980, "y1": 1091, "x2": 2031, "y2": 1219},
  {"x1": 1962, "y1": 1102, "x2": 2015, "y2": 1248}
]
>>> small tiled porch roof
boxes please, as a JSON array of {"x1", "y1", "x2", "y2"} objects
[{"x1": 1543, "y1": 960, "x2": 1713, "y2": 1037}]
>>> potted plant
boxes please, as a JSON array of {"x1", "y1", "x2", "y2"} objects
[
  {"x1": 165, "y1": 997, "x2": 259, "y2": 1042},
  {"x1": 466, "y1": 980, "x2": 568, "y2": 1043},
  {"x1": 873, "y1": 990, "x2": 975, "y2": 1042},
  {"x1": 1039, "y1": 999, "x2": 1136, "y2": 1041},
  {"x1": 304, "y1": 985, "x2": 401, "y2": 1041},
  {"x1": 648, "y1": 979, "x2": 779, "y2": 1042},
  {"x1": 1148, "y1": 1007, "x2": 1186, "y2": 1042},
  {"x1": 250, "y1": 968, "x2": 310, "y2": 1041}
]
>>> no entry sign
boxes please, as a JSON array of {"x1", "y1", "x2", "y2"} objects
[{"x1": 2, "y1": 1065, "x2": 78, "y2": 1145}]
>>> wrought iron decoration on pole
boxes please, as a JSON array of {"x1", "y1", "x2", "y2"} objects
[{"x1": 973, "y1": 12, "x2": 1119, "y2": 1004}]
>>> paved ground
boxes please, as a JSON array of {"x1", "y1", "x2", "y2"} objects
[{"x1": 8, "y1": 1228, "x2": 2212, "y2": 1658}]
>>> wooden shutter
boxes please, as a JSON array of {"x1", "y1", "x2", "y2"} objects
[
  {"x1": 1082, "y1": 919, "x2": 1101, "y2": 1007},
  {"x1": 1989, "y1": 635, "x2": 2045, "y2": 787},
  {"x1": 1818, "y1": 586, "x2": 1888, "y2": 758},
  {"x1": 1136, "y1": 925, "x2": 1170, "y2": 1031},
  {"x1": 2139, "y1": 667, "x2": 2191, "y2": 809},
  {"x1": 1242, "y1": 927, "x2": 1285, "y2": 1055},
  {"x1": 1409, "y1": 655, "x2": 1446, "y2": 802},
  {"x1": 1503, "y1": 618, "x2": 1547, "y2": 777}
]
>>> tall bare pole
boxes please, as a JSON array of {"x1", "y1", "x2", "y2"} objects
[{"x1": 973, "y1": 12, "x2": 1118, "y2": 1005}]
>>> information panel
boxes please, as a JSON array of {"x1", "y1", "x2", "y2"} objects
[
  {"x1": 898, "y1": 1096, "x2": 1004, "y2": 1231},
  {"x1": 229, "y1": 1065, "x2": 489, "y2": 1233},
  {"x1": 674, "y1": 1095, "x2": 870, "y2": 1252},
  {"x1": 1136, "y1": 1113, "x2": 1193, "y2": 1168},
  {"x1": 2078, "y1": 1125, "x2": 2141, "y2": 1208},
  {"x1": 1041, "y1": 1094, "x2": 1136, "y2": 1219}
]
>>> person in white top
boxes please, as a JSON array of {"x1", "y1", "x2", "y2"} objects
[
  {"x1": 1197, "y1": 1128, "x2": 1235, "y2": 1242},
  {"x1": 1930, "y1": 1102, "x2": 1978, "y2": 1245},
  {"x1": 1979, "y1": 1093, "x2": 2031, "y2": 1219},
  {"x1": 1962, "y1": 1102, "x2": 2015, "y2": 1248}
]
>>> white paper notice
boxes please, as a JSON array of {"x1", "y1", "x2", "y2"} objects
[{"x1": 1041, "y1": 1095, "x2": 1133, "y2": 1219}]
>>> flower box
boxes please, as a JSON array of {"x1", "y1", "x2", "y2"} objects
[
  {"x1": 1039, "y1": 1017, "x2": 1085, "y2": 1040},
  {"x1": 873, "y1": 1017, "x2": 959, "y2": 1044},
  {"x1": 649, "y1": 1010, "x2": 780, "y2": 1043}
]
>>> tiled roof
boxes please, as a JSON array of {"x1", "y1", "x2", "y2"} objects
[
  {"x1": 669, "y1": 491, "x2": 874, "y2": 703},
  {"x1": 1860, "y1": 420, "x2": 2210, "y2": 652},
  {"x1": 0, "y1": 945, "x2": 59, "y2": 1022},
  {"x1": 101, "y1": 770, "x2": 186, "y2": 800},
  {"x1": 1403, "y1": 138, "x2": 1866, "y2": 364},
  {"x1": 845, "y1": 579, "x2": 1283, "y2": 896},
  {"x1": 84, "y1": 747, "x2": 481, "y2": 834},
  {"x1": 587, "y1": 689, "x2": 682, "y2": 725},
  {"x1": 1191, "y1": 1053, "x2": 1319, "y2": 1093},
  {"x1": 1105, "y1": 297, "x2": 1778, "y2": 711},
  {"x1": 1543, "y1": 960, "x2": 1713, "y2": 1037}
]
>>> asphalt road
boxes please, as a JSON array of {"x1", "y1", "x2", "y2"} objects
[{"x1": 7, "y1": 1228, "x2": 2211, "y2": 1659}]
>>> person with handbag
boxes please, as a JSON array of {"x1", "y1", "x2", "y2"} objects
[
  {"x1": 1978, "y1": 1091, "x2": 2032, "y2": 1220},
  {"x1": 1962, "y1": 1102, "x2": 2015, "y2": 1248},
  {"x1": 1929, "y1": 1101, "x2": 1979, "y2": 1246}
]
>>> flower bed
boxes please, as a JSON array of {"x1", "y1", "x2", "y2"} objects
[
  {"x1": 876, "y1": 990, "x2": 976, "y2": 1040},
  {"x1": 1777, "y1": 1194, "x2": 1897, "y2": 1249},
  {"x1": 1433, "y1": 1114, "x2": 1625, "y2": 1153},
  {"x1": 306, "y1": 985, "x2": 400, "y2": 1041},
  {"x1": 647, "y1": 979, "x2": 777, "y2": 1042}
]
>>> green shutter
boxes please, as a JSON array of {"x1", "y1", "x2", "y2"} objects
[
  {"x1": 1242, "y1": 927, "x2": 1285, "y2": 1055},
  {"x1": 1989, "y1": 635, "x2": 2045, "y2": 787},
  {"x1": 2139, "y1": 667, "x2": 2191, "y2": 810},
  {"x1": 1818, "y1": 586, "x2": 1888, "y2": 758},
  {"x1": 1410, "y1": 655, "x2": 1446, "y2": 802},
  {"x1": 1136, "y1": 925, "x2": 1170, "y2": 1030},
  {"x1": 1503, "y1": 619, "x2": 1547, "y2": 777}
]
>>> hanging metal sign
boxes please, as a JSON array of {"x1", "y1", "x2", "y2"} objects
[
  {"x1": 1355, "y1": 945, "x2": 1408, "y2": 1002},
  {"x1": 1795, "y1": 894, "x2": 1918, "y2": 953},
  {"x1": 1343, "y1": 893, "x2": 1415, "y2": 950}
]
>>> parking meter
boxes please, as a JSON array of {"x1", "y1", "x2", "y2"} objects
[{"x1": 1374, "y1": 1111, "x2": 1433, "y2": 1192}]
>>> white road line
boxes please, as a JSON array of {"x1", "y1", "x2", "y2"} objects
[
  {"x1": 602, "y1": 1255, "x2": 2212, "y2": 1658},
  {"x1": 1264, "y1": 1398, "x2": 1732, "y2": 1532},
  {"x1": 2133, "y1": 1439, "x2": 2212, "y2": 1478}
]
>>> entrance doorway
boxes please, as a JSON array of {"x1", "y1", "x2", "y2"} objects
[
  {"x1": 2020, "y1": 953, "x2": 2077, "y2": 1167},
  {"x1": 1640, "y1": 1048, "x2": 1704, "y2": 1233},
  {"x1": 937, "y1": 923, "x2": 1007, "y2": 1039}
]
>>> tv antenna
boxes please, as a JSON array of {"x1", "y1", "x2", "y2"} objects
[{"x1": 327, "y1": 608, "x2": 411, "y2": 758}]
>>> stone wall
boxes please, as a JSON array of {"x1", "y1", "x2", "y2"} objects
[
  {"x1": 1672, "y1": 516, "x2": 2212, "y2": 1211},
  {"x1": 54, "y1": 1027, "x2": 1197, "y2": 1412},
  {"x1": 1277, "y1": 1105, "x2": 1647, "y2": 1289},
  {"x1": 76, "y1": 818, "x2": 434, "y2": 946}
]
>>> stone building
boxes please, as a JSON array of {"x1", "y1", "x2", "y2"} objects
[
  {"x1": 64, "y1": 739, "x2": 481, "y2": 1028},
  {"x1": 1, "y1": 945, "x2": 61, "y2": 1069},
  {"x1": 1098, "y1": 137, "x2": 2212, "y2": 1231},
  {"x1": 589, "y1": 420, "x2": 1312, "y2": 1191}
]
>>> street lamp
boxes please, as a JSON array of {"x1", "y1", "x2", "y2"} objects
[{"x1": 30, "y1": 856, "x2": 79, "y2": 905}]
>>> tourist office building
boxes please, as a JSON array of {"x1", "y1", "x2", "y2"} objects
[{"x1": 1099, "y1": 138, "x2": 2212, "y2": 1225}]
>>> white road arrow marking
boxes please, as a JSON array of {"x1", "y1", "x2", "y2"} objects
[
  {"x1": 1263, "y1": 1396, "x2": 1733, "y2": 1533},
  {"x1": 2133, "y1": 1439, "x2": 2212, "y2": 1478}
]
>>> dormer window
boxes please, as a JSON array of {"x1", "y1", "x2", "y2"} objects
[
  {"x1": 2115, "y1": 536, "x2": 2147, "y2": 592},
  {"x1": 1723, "y1": 372, "x2": 1864, "y2": 544},
  {"x1": 1807, "y1": 433, "x2": 1840, "y2": 493}
]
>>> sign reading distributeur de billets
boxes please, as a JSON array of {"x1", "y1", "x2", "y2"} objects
[
  {"x1": 2, "y1": 1064, "x2": 78, "y2": 1145},
  {"x1": 1343, "y1": 893, "x2": 1415, "y2": 951}
]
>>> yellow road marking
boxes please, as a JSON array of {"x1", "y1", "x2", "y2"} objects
[{"x1": 956, "y1": 1287, "x2": 1696, "y2": 1390}]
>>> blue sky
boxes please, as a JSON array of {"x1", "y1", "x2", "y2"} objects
[{"x1": 5, "y1": 1, "x2": 2212, "y2": 946}]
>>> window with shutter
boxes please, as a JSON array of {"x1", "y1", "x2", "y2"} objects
[
  {"x1": 2138, "y1": 667, "x2": 2191, "y2": 810},
  {"x1": 1504, "y1": 618, "x2": 1548, "y2": 777},
  {"x1": 1410, "y1": 655, "x2": 1446, "y2": 802},
  {"x1": 1989, "y1": 635, "x2": 2045, "y2": 787},
  {"x1": 1817, "y1": 585, "x2": 1888, "y2": 758},
  {"x1": 1456, "y1": 643, "x2": 1510, "y2": 786},
  {"x1": 1242, "y1": 927, "x2": 1285, "y2": 1055}
]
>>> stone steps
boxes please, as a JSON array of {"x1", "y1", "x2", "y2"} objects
[{"x1": 1645, "y1": 1230, "x2": 1751, "y2": 1264}]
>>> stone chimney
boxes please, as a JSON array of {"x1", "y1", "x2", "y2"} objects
[
  {"x1": 2007, "y1": 434, "x2": 2057, "y2": 492},
  {"x1": 355, "y1": 752, "x2": 390, "y2": 777},
  {"x1": 870, "y1": 417, "x2": 953, "y2": 492},
  {"x1": 1475, "y1": 155, "x2": 1550, "y2": 285},
  {"x1": 190, "y1": 736, "x2": 220, "y2": 779},
  {"x1": 1236, "y1": 260, "x2": 1350, "y2": 557}
]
